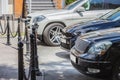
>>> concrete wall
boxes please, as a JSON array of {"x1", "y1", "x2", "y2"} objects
[
  {"x1": 8, "y1": 0, "x2": 14, "y2": 14},
  {"x1": 0, "y1": 0, "x2": 9, "y2": 15},
  {"x1": 0, "y1": 0, "x2": 14, "y2": 15}
]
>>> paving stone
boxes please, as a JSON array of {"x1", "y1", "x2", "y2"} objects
[{"x1": 0, "y1": 38, "x2": 105, "y2": 80}]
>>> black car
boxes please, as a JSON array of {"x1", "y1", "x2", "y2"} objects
[
  {"x1": 70, "y1": 28, "x2": 120, "y2": 80},
  {"x1": 60, "y1": 7, "x2": 120, "y2": 51}
]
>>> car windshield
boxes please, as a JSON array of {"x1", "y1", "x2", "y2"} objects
[
  {"x1": 100, "y1": 8, "x2": 120, "y2": 21},
  {"x1": 65, "y1": 0, "x2": 84, "y2": 10}
]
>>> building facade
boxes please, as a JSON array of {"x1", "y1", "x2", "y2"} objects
[
  {"x1": 0, "y1": 0, "x2": 66, "y2": 17},
  {"x1": 0, "y1": 0, "x2": 9, "y2": 15},
  {"x1": 54, "y1": 0, "x2": 66, "y2": 9},
  {"x1": 0, "y1": 0, "x2": 23, "y2": 17}
]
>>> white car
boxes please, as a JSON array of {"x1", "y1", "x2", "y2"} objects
[{"x1": 27, "y1": 0, "x2": 120, "y2": 46}]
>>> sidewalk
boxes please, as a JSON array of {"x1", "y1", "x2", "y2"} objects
[
  {"x1": 0, "y1": 37, "x2": 18, "y2": 80},
  {"x1": 0, "y1": 37, "x2": 103, "y2": 80},
  {"x1": 0, "y1": 37, "x2": 43, "y2": 80}
]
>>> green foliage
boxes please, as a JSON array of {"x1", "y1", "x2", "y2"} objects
[{"x1": 65, "y1": 0, "x2": 76, "y2": 5}]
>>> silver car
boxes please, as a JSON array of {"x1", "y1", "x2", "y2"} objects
[{"x1": 27, "y1": 0, "x2": 120, "y2": 46}]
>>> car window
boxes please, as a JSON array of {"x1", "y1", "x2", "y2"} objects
[
  {"x1": 82, "y1": 0, "x2": 90, "y2": 10},
  {"x1": 89, "y1": 0, "x2": 104, "y2": 10},
  {"x1": 107, "y1": 11, "x2": 120, "y2": 21},
  {"x1": 100, "y1": 8, "x2": 120, "y2": 21},
  {"x1": 104, "y1": 0, "x2": 120, "y2": 9},
  {"x1": 81, "y1": 0, "x2": 105, "y2": 10},
  {"x1": 65, "y1": 0, "x2": 84, "y2": 10}
]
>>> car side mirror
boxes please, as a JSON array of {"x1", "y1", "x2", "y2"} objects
[{"x1": 76, "y1": 7, "x2": 85, "y2": 13}]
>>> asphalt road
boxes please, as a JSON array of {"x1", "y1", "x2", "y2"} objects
[{"x1": 0, "y1": 37, "x2": 107, "y2": 80}]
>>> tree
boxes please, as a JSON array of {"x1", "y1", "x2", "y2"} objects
[{"x1": 65, "y1": 0, "x2": 76, "y2": 5}]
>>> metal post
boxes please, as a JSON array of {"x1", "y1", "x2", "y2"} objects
[
  {"x1": 32, "y1": 23, "x2": 41, "y2": 76},
  {"x1": 18, "y1": 18, "x2": 21, "y2": 42},
  {"x1": 18, "y1": 41, "x2": 24, "y2": 80},
  {"x1": 6, "y1": 16, "x2": 11, "y2": 45},
  {"x1": 22, "y1": 0, "x2": 26, "y2": 18},
  {"x1": 29, "y1": 0, "x2": 32, "y2": 13},
  {"x1": 30, "y1": 34, "x2": 36, "y2": 80}
]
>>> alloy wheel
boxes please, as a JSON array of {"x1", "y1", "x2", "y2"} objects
[{"x1": 49, "y1": 25, "x2": 62, "y2": 45}]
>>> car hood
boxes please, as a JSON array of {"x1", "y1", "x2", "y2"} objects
[
  {"x1": 63, "y1": 19, "x2": 115, "y2": 34},
  {"x1": 27, "y1": 9, "x2": 70, "y2": 17},
  {"x1": 82, "y1": 31, "x2": 120, "y2": 43}
]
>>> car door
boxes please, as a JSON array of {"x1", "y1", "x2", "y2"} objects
[{"x1": 65, "y1": 0, "x2": 112, "y2": 27}]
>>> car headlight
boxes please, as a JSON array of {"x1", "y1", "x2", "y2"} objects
[
  {"x1": 87, "y1": 41, "x2": 112, "y2": 56},
  {"x1": 33, "y1": 15, "x2": 46, "y2": 23}
]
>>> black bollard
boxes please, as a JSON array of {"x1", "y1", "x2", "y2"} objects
[
  {"x1": 18, "y1": 18, "x2": 21, "y2": 42},
  {"x1": 32, "y1": 23, "x2": 41, "y2": 76},
  {"x1": 30, "y1": 34, "x2": 36, "y2": 80},
  {"x1": 6, "y1": 16, "x2": 11, "y2": 45},
  {"x1": 18, "y1": 41, "x2": 24, "y2": 80}
]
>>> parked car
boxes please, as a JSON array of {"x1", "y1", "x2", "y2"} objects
[
  {"x1": 60, "y1": 7, "x2": 120, "y2": 51},
  {"x1": 26, "y1": 0, "x2": 120, "y2": 46},
  {"x1": 70, "y1": 27, "x2": 120, "y2": 80}
]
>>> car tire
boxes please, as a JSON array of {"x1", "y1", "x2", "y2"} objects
[
  {"x1": 43, "y1": 23, "x2": 64, "y2": 46},
  {"x1": 112, "y1": 60, "x2": 120, "y2": 80}
]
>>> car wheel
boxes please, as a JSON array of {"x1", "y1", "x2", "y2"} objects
[
  {"x1": 112, "y1": 60, "x2": 120, "y2": 80},
  {"x1": 43, "y1": 23, "x2": 64, "y2": 46}
]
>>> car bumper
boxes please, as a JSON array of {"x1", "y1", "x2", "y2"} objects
[
  {"x1": 70, "y1": 53, "x2": 112, "y2": 78},
  {"x1": 60, "y1": 36, "x2": 75, "y2": 51}
]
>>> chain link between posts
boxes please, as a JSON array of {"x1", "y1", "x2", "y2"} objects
[{"x1": 0, "y1": 15, "x2": 44, "y2": 80}]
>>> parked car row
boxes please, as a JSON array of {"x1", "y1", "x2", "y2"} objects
[
  {"x1": 27, "y1": 0, "x2": 120, "y2": 46},
  {"x1": 60, "y1": 7, "x2": 120, "y2": 80},
  {"x1": 26, "y1": 0, "x2": 120, "y2": 80},
  {"x1": 60, "y1": 7, "x2": 120, "y2": 51}
]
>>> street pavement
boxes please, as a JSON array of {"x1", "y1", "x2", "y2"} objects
[
  {"x1": 0, "y1": 37, "x2": 18, "y2": 80},
  {"x1": 0, "y1": 37, "x2": 106, "y2": 80}
]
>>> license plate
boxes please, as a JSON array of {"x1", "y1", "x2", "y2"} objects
[
  {"x1": 70, "y1": 54, "x2": 76, "y2": 63},
  {"x1": 61, "y1": 38, "x2": 66, "y2": 43}
]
